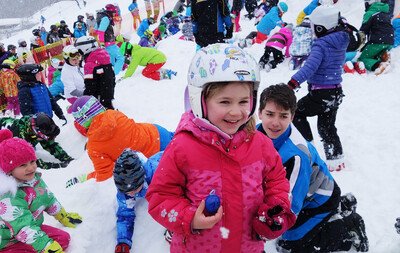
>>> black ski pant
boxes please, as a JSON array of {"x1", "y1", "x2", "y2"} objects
[
  {"x1": 259, "y1": 47, "x2": 284, "y2": 69},
  {"x1": 293, "y1": 87, "x2": 344, "y2": 160}
]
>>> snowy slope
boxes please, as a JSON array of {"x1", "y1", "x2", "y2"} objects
[{"x1": 3, "y1": 0, "x2": 400, "y2": 252}]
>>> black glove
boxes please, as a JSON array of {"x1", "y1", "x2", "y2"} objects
[
  {"x1": 287, "y1": 79, "x2": 299, "y2": 90},
  {"x1": 225, "y1": 25, "x2": 233, "y2": 39}
]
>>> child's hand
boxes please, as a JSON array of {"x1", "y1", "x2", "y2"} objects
[
  {"x1": 65, "y1": 174, "x2": 88, "y2": 188},
  {"x1": 55, "y1": 208, "x2": 83, "y2": 228},
  {"x1": 191, "y1": 200, "x2": 223, "y2": 230}
]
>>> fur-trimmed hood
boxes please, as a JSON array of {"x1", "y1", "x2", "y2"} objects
[{"x1": 0, "y1": 171, "x2": 18, "y2": 196}]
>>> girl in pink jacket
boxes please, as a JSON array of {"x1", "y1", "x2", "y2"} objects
[
  {"x1": 146, "y1": 43, "x2": 296, "y2": 253},
  {"x1": 259, "y1": 25, "x2": 293, "y2": 72}
]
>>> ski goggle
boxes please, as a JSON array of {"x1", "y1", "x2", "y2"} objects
[{"x1": 65, "y1": 51, "x2": 81, "y2": 60}]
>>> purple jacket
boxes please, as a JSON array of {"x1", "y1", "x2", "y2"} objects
[{"x1": 292, "y1": 31, "x2": 349, "y2": 87}]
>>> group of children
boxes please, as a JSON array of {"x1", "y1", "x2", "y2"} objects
[{"x1": 4, "y1": 0, "x2": 400, "y2": 252}]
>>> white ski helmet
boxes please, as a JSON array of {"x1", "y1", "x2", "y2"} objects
[
  {"x1": 74, "y1": 36, "x2": 99, "y2": 56},
  {"x1": 187, "y1": 43, "x2": 260, "y2": 119},
  {"x1": 62, "y1": 45, "x2": 80, "y2": 60},
  {"x1": 309, "y1": 5, "x2": 340, "y2": 37}
]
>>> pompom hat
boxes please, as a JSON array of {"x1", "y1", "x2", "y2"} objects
[{"x1": 0, "y1": 129, "x2": 37, "y2": 174}]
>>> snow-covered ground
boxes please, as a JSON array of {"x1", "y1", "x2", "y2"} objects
[{"x1": 2, "y1": 0, "x2": 400, "y2": 252}]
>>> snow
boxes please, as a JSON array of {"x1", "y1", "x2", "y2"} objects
[{"x1": 2, "y1": 0, "x2": 400, "y2": 252}]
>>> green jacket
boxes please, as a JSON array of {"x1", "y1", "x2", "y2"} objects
[
  {"x1": 0, "y1": 172, "x2": 63, "y2": 252},
  {"x1": 0, "y1": 116, "x2": 72, "y2": 169},
  {"x1": 124, "y1": 44, "x2": 167, "y2": 78}
]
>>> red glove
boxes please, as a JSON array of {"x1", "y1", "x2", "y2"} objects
[
  {"x1": 287, "y1": 79, "x2": 299, "y2": 90},
  {"x1": 252, "y1": 200, "x2": 296, "y2": 241}
]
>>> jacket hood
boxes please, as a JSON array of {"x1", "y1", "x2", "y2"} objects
[
  {"x1": 87, "y1": 110, "x2": 118, "y2": 142},
  {"x1": 316, "y1": 31, "x2": 349, "y2": 50},
  {"x1": 175, "y1": 111, "x2": 252, "y2": 150},
  {"x1": 0, "y1": 172, "x2": 18, "y2": 196}
]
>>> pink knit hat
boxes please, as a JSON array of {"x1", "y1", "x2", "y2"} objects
[{"x1": 0, "y1": 129, "x2": 37, "y2": 174}]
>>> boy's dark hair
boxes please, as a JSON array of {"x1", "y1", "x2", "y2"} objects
[{"x1": 259, "y1": 83, "x2": 297, "y2": 114}]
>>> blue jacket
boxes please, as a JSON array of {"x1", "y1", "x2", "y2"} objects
[
  {"x1": 73, "y1": 28, "x2": 86, "y2": 39},
  {"x1": 18, "y1": 80, "x2": 64, "y2": 119},
  {"x1": 393, "y1": 17, "x2": 400, "y2": 48},
  {"x1": 116, "y1": 151, "x2": 163, "y2": 247},
  {"x1": 137, "y1": 19, "x2": 151, "y2": 38},
  {"x1": 292, "y1": 31, "x2": 349, "y2": 87},
  {"x1": 48, "y1": 73, "x2": 64, "y2": 97},
  {"x1": 257, "y1": 124, "x2": 339, "y2": 241},
  {"x1": 256, "y1": 6, "x2": 283, "y2": 35}
]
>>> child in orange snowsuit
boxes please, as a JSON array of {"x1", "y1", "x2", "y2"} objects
[{"x1": 0, "y1": 60, "x2": 20, "y2": 116}]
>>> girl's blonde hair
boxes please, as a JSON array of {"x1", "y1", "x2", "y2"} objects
[{"x1": 203, "y1": 81, "x2": 256, "y2": 134}]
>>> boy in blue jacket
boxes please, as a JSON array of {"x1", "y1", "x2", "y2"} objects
[
  {"x1": 113, "y1": 148, "x2": 163, "y2": 253},
  {"x1": 287, "y1": 6, "x2": 349, "y2": 172},
  {"x1": 257, "y1": 84, "x2": 369, "y2": 253}
]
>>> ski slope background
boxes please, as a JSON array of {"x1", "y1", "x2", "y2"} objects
[{"x1": 2, "y1": 0, "x2": 400, "y2": 252}]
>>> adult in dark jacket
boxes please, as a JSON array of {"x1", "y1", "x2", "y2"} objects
[
  {"x1": 287, "y1": 6, "x2": 349, "y2": 172},
  {"x1": 358, "y1": 0, "x2": 394, "y2": 74},
  {"x1": 16, "y1": 64, "x2": 66, "y2": 122},
  {"x1": 0, "y1": 113, "x2": 73, "y2": 170},
  {"x1": 47, "y1": 25, "x2": 61, "y2": 44},
  {"x1": 58, "y1": 20, "x2": 73, "y2": 38},
  {"x1": 191, "y1": 0, "x2": 233, "y2": 48}
]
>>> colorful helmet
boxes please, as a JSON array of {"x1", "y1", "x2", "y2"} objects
[
  {"x1": 114, "y1": 148, "x2": 146, "y2": 193},
  {"x1": 74, "y1": 36, "x2": 99, "y2": 56},
  {"x1": 2, "y1": 59, "x2": 16, "y2": 69},
  {"x1": 187, "y1": 43, "x2": 260, "y2": 119},
  {"x1": 62, "y1": 45, "x2": 80, "y2": 60},
  {"x1": 278, "y1": 2, "x2": 288, "y2": 13},
  {"x1": 16, "y1": 64, "x2": 43, "y2": 76},
  {"x1": 309, "y1": 5, "x2": 340, "y2": 37},
  {"x1": 31, "y1": 112, "x2": 60, "y2": 141},
  {"x1": 105, "y1": 4, "x2": 118, "y2": 13},
  {"x1": 71, "y1": 96, "x2": 106, "y2": 129}
]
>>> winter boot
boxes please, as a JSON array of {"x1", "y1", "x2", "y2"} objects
[
  {"x1": 343, "y1": 61, "x2": 355, "y2": 74},
  {"x1": 345, "y1": 213, "x2": 369, "y2": 252},
  {"x1": 374, "y1": 62, "x2": 391, "y2": 75},
  {"x1": 354, "y1": 61, "x2": 366, "y2": 75},
  {"x1": 340, "y1": 193, "x2": 357, "y2": 216},
  {"x1": 164, "y1": 229, "x2": 173, "y2": 244},
  {"x1": 160, "y1": 69, "x2": 177, "y2": 80}
]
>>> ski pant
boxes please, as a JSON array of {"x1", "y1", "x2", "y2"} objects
[
  {"x1": 358, "y1": 43, "x2": 392, "y2": 71},
  {"x1": 145, "y1": 0, "x2": 161, "y2": 20},
  {"x1": 106, "y1": 44, "x2": 125, "y2": 76},
  {"x1": 232, "y1": 10, "x2": 241, "y2": 32},
  {"x1": 0, "y1": 225, "x2": 70, "y2": 253},
  {"x1": 259, "y1": 47, "x2": 284, "y2": 69},
  {"x1": 131, "y1": 11, "x2": 141, "y2": 30},
  {"x1": 142, "y1": 62, "x2": 165, "y2": 80},
  {"x1": 6, "y1": 96, "x2": 20, "y2": 116},
  {"x1": 293, "y1": 86, "x2": 344, "y2": 160}
]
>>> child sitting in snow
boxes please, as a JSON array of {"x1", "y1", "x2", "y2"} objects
[
  {"x1": 288, "y1": 18, "x2": 313, "y2": 70},
  {"x1": 66, "y1": 95, "x2": 174, "y2": 184},
  {"x1": 0, "y1": 112, "x2": 74, "y2": 170},
  {"x1": 259, "y1": 24, "x2": 293, "y2": 72},
  {"x1": 113, "y1": 148, "x2": 163, "y2": 253},
  {"x1": 0, "y1": 129, "x2": 82, "y2": 253}
]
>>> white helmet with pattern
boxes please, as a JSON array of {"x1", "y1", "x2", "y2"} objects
[
  {"x1": 62, "y1": 45, "x2": 80, "y2": 60},
  {"x1": 74, "y1": 36, "x2": 99, "y2": 56},
  {"x1": 187, "y1": 43, "x2": 260, "y2": 119}
]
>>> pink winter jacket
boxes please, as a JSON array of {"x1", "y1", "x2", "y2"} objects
[
  {"x1": 146, "y1": 112, "x2": 292, "y2": 253},
  {"x1": 265, "y1": 27, "x2": 293, "y2": 58}
]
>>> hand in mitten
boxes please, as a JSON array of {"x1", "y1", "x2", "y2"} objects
[
  {"x1": 43, "y1": 241, "x2": 64, "y2": 253},
  {"x1": 55, "y1": 208, "x2": 83, "y2": 228},
  {"x1": 225, "y1": 25, "x2": 233, "y2": 39},
  {"x1": 287, "y1": 79, "x2": 299, "y2": 90},
  {"x1": 66, "y1": 174, "x2": 88, "y2": 188},
  {"x1": 115, "y1": 243, "x2": 130, "y2": 253},
  {"x1": 252, "y1": 200, "x2": 296, "y2": 240}
]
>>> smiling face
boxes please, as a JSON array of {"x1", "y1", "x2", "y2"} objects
[
  {"x1": 205, "y1": 82, "x2": 252, "y2": 135},
  {"x1": 258, "y1": 101, "x2": 293, "y2": 139},
  {"x1": 10, "y1": 160, "x2": 37, "y2": 182}
]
